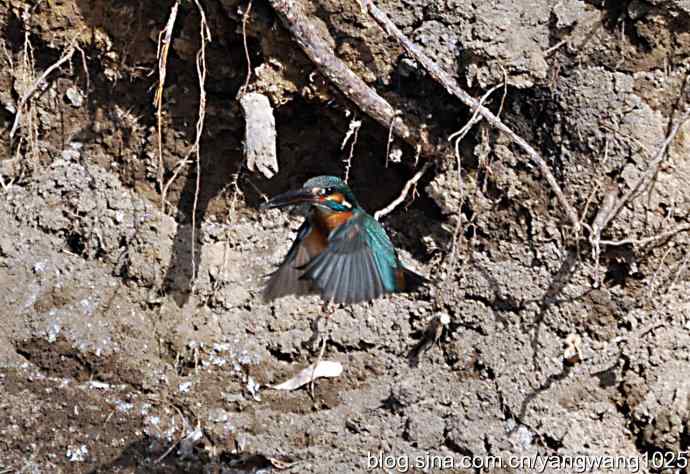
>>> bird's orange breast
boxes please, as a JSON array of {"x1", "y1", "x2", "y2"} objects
[
  {"x1": 316, "y1": 211, "x2": 352, "y2": 234},
  {"x1": 303, "y1": 210, "x2": 353, "y2": 256},
  {"x1": 315, "y1": 209, "x2": 353, "y2": 233}
]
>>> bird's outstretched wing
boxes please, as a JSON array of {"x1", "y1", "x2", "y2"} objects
[
  {"x1": 299, "y1": 212, "x2": 399, "y2": 304},
  {"x1": 263, "y1": 221, "x2": 315, "y2": 301}
]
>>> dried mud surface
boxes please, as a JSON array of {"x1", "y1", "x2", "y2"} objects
[{"x1": 0, "y1": 0, "x2": 689, "y2": 472}]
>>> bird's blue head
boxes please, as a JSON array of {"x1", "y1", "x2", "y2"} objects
[{"x1": 261, "y1": 175, "x2": 360, "y2": 213}]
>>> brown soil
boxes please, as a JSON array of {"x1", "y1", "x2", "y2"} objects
[{"x1": 0, "y1": 0, "x2": 689, "y2": 472}]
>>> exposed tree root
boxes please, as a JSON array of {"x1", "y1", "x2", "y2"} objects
[
  {"x1": 155, "y1": 2, "x2": 180, "y2": 214},
  {"x1": 190, "y1": 0, "x2": 212, "y2": 288},
  {"x1": 364, "y1": 1, "x2": 582, "y2": 232},
  {"x1": 9, "y1": 43, "x2": 79, "y2": 142},
  {"x1": 375, "y1": 161, "x2": 432, "y2": 221},
  {"x1": 594, "y1": 107, "x2": 690, "y2": 235},
  {"x1": 266, "y1": 0, "x2": 437, "y2": 157}
]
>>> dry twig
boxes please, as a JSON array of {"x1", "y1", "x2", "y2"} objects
[
  {"x1": 75, "y1": 44, "x2": 90, "y2": 92},
  {"x1": 309, "y1": 331, "x2": 329, "y2": 398},
  {"x1": 341, "y1": 116, "x2": 361, "y2": 183},
  {"x1": 588, "y1": 184, "x2": 618, "y2": 287},
  {"x1": 598, "y1": 224, "x2": 690, "y2": 248},
  {"x1": 154, "y1": 405, "x2": 188, "y2": 464},
  {"x1": 448, "y1": 82, "x2": 504, "y2": 168},
  {"x1": 160, "y1": 153, "x2": 194, "y2": 211},
  {"x1": 374, "y1": 161, "x2": 432, "y2": 220},
  {"x1": 18, "y1": 32, "x2": 38, "y2": 165},
  {"x1": 646, "y1": 245, "x2": 675, "y2": 302},
  {"x1": 444, "y1": 81, "x2": 505, "y2": 271},
  {"x1": 385, "y1": 113, "x2": 400, "y2": 168},
  {"x1": 545, "y1": 39, "x2": 568, "y2": 56},
  {"x1": 587, "y1": 108, "x2": 690, "y2": 287},
  {"x1": 155, "y1": 2, "x2": 180, "y2": 213},
  {"x1": 581, "y1": 139, "x2": 611, "y2": 231},
  {"x1": 597, "y1": 108, "x2": 690, "y2": 233},
  {"x1": 669, "y1": 252, "x2": 689, "y2": 293},
  {"x1": 10, "y1": 43, "x2": 77, "y2": 141},
  {"x1": 190, "y1": 0, "x2": 212, "y2": 287},
  {"x1": 240, "y1": 0, "x2": 254, "y2": 94}
]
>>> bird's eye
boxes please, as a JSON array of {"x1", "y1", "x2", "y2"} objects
[{"x1": 324, "y1": 187, "x2": 334, "y2": 195}]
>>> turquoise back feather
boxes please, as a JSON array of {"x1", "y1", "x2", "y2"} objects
[{"x1": 359, "y1": 213, "x2": 399, "y2": 292}]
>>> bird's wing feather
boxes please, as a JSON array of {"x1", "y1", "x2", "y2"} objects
[
  {"x1": 300, "y1": 212, "x2": 398, "y2": 304},
  {"x1": 263, "y1": 221, "x2": 314, "y2": 301}
]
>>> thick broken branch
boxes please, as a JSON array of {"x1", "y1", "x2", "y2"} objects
[
  {"x1": 365, "y1": 2, "x2": 581, "y2": 232},
  {"x1": 266, "y1": 0, "x2": 435, "y2": 156}
]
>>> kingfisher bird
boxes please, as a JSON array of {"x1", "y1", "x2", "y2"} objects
[{"x1": 261, "y1": 176, "x2": 426, "y2": 304}]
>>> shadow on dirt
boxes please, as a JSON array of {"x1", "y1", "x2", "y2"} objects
[{"x1": 87, "y1": 437, "x2": 276, "y2": 474}]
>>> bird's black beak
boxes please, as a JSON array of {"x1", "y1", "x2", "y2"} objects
[{"x1": 260, "y1": 188, "x2": 319, "y2": 209}]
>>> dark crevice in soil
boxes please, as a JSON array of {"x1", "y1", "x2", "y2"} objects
[
  {"x1": 327, "y1": 338, "x2": 377, "y2": 354},
  {"x1": 66, "y1": 230, "x2": 88, "y2": 256},
  {"x1": 443, "y1": 436, "x2": 474, "y2": 458},
  {"x1": 465, "y1": 290, "x2": 522, "y2": 315},
  {"x1": 516, "y1": 365, "x2": 572, "y2": 428},
  {"x1": 267, "y1": 344, "x2": 298, "y2": 363},
  {"x1": 541, "y1": 432, "x2": 565, "y2": 451},
  {"x1": 15, "y1": 337, "x2": 148, "y2": 392}
]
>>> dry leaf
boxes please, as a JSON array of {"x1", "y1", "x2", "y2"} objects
[
  {"x1": 269, "y1": 456, "x2": 299, "y2": 470},
  {"x1": 269, "y1": 361, "x2": 343, "y2": 390}
]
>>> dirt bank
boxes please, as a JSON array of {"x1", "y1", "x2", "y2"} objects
[{"x1": 0, "y1": 0, "x2": 689, "y2": 472}]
